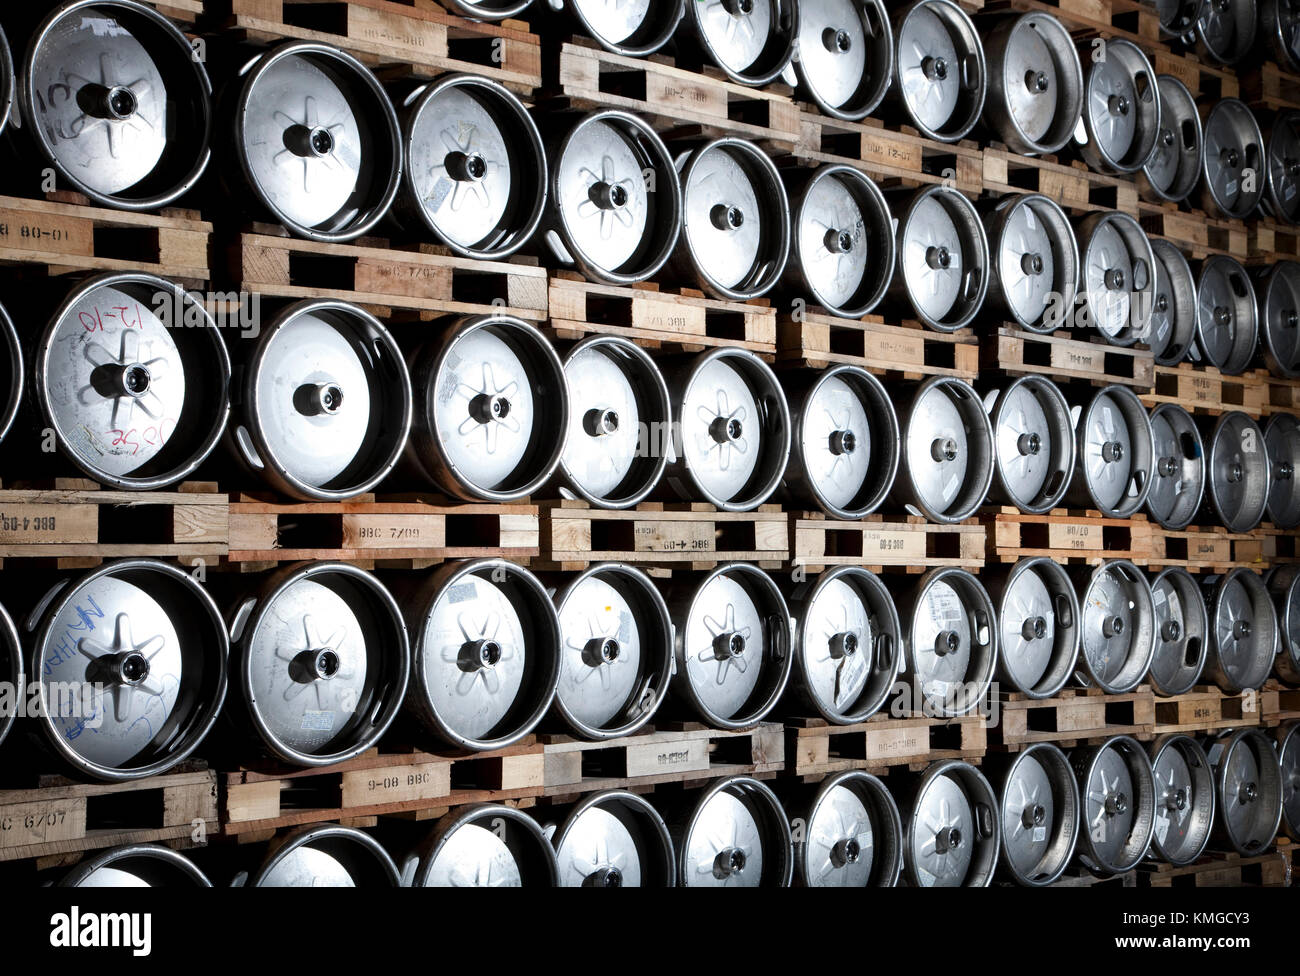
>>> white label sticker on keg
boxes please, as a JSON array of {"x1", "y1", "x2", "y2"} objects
[
  {"x1": 928, "y1": 586, "x2": 962, "y2": 627},
  {"x1": 1153, "y1": 585, "x2": 1166, "y2": 608},
  {"x1": 427, "y1": 177, "x2": 453, "y2": 213},
  {"x1": 447, "y1": 581, "x2": 478, "y2": 604},
  {"x1": 1032, "y1": 826, "x2": 1046, "y2": 843},
  {"x1": 301, "y1": 710, "x2": 335, "y2": 732},
  {"x1": 86, "y1": 17, "x2": 132, "y2": 37}
]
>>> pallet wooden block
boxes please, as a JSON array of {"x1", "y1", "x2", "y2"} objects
[
  {"x1": 795, "y1": 112, "x2": 982, "y2": 194},
  {"x1": 0, "y1": 195, "x2": 210, "y2": 282},
  {"x1": 791, "y1": 512, "x2": 984, "y2": 572},
  {"x1": 787, "y1": 711, "x2": 988, "y2": 777},
  {"x1": 1140, "y1": 363, "x2": 1267, "y2": 417},
  {"x1": 1154, "y1": 685, "x2": 1262, "y2": 732},
  {"x1": 554, "y1": 41, "x2": 800, "y2": 147},
  {"x1": 992, "y1": 685, "x2": 1156, "y2": 749},
  {"x1": 221, "y1": 741, "x2": 546, "y2": 835},
  {"x1": 988, "y1": 327, "x2": 1156, "y2": 390},
  {"x1": 539, "y1": 723, "x2": 784, "y2": 795},
  {"x1": 230, "y1": 232, "x2": 548, "y2": 321},
  {"x1": 777, "y1": 311, "x2": 979, "y2": 380},
  {"x1": 228, "y1": 496, "x2": 539, "y2": 564},
  {"x1": 0, "y1": 767, "x2": 217, "y2": 863},
  {"x1": 0, "y1": 483, "x2": 227, "y2": 561},
  {"x1": 987, "y1": 507, "x2": 1154, "y2": 564},
  {"x1": 206, "y1": 0, "x2": 542, "y2": 92},
  {"x1": 982, "y1": 146, "x2": 1137, "y2": 213},
  {"x1": 547, "y1": 273, "x2": 776, "y2": 354},
  {"x1": 537, "y1": 500, "x2": 787, "y2": 570}
]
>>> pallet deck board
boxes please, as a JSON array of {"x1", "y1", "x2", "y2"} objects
[
  {"x1": 993, "y1": 686, "x2": 1156, "y2": 748},
  {"x1": 228, "y1": 496, "x2": 539, "y2": 562},
  {"x1": 788, "y1": 711, "x2": 988, "y2": 776},
  {"x1": 795, "y1": 112, "x2": 982, "y2": 194},
  {"x1": 791, "y1": 513, "x2": 984, "y2": 571},
  {"x1": 0, "y1": 768, "x2": 217, "y2": 863},
  {"x1": 1154, "y1": 686, "x2": 1262, "y2": 733},
  {"x1": 540, "y1": 723, "x2": 784, "y2": 795},
  {"x1": 988, "y1": 507, "x2": 1154, "y2": 564},
  {"x1": 554, "y1": 42, "x2": 800, "y2": 147},
  {"x1": 777, "y1": 311, "x2": 979, "y2": 380},
  {"x1": 988, "y1": 326, "x2": 1156, "y2": 389},
  {"x1": 0, "y1": 194, "x2": 210, "y2": 281},
  {"x1": 0, "y1": 484, "x2": 227, "y2": 559},
  {"x1": 1140, "y1": 363, "x2": 1267, "y2": 417},
  {"x1": 230, "y1": 232, "x2": 548, "y2": 321},
  {"x1": 207, "y1": 0, "x2": 542, "y2": 92},
  {"x1": 982, "y1": 146, "x2": 1137, "y2": 213},
  {"x1": 537, "y1": 501, "x2": 788, "y2": 569},
  {"x1": 221, "y1": 741, "x2": 546, "y2": 834},
  {"x1": 547, "y1": 274, "x2": 776, "y2": 353}
]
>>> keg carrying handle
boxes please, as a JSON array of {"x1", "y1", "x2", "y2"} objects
[
  {"x1": 24, "y1": 580, "x2": 71, "y2": 633},
  {"x1": 228, "y1": 596, "x2": 258, "y2": 644},
  {"x1": 232, "y1": 425, "x2": 266, "y2": 471},
  {"x1": 544, "y1": 230, "x2": 576, "y2": 266},
  {"x1": 398, "y1": 853, "x2": 420, "y2": 888}
]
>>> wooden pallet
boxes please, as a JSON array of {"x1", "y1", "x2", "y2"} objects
[
  {"x1": 228, "y1": 495, "x2": 539, "y2": 566},
  {"x1": 986, "y1": 507, "x2": 1154, "y2": 565},
  {"x1": 537, "y1": 501, "x2": 787, "y2": 570},
  {"x1": 1139, "y1": 203, "x2": 1248, "y2": 261},
  {"x1": 540, "y1": 723, "x2": 784, "y2": 797},
  {"x1": 229, "y1": 232, "x2": 548, "y2": 322},
  {"x1": 1143, "y1": 524, "x2": 1268, "y2": 573},
  {"x1": 1241, "y1": 62, "x2": 1300, "y2": 112},
  {"x1": 1260, "y1": 372, "x2": 1300, "y2": 416},
  {"x1": 0, "y1": 194, "x2": 209, "y2": 283},
  {"x1": 1154, "y1": 686, "x2": 1261, "y2": 731},
  {"x1": 987, "y1": 326, "x2": 1156, "y2": 389},
  {"x1": 990, "y1": 0, "x2": 1145, "y2": 37},
  {"x1": 786, "y1": 711, "x2": 988, "y2": 777},
  {"x1": 553, "y1": 41, "x2": 800, "y2": 148},
  {"x1": 982, "y1": 146, "x2": 1137, "y2": 214},
  {"x1": 1140, "y1": 363, "x2": 1267, "y2": 417},
  {"x1": 1247, "y1": 219, "x2": 1300, "y2": 263},
  {"x1": 794, "y1": 113, "x2": 983, "y2": 194},
  {"x1": 1145, "y1": 48, "x2": 1241, "y2": 102},
  {"x1": 790, "y1": 513, "x2": 984, "y2": 572},
  {"x1": 146, "y1": 0, "x2": 203, "y2": 23},
  {"x1": 992, "y1": 686, "x2": 1156, "y2": 749},
  {"x1": 0, "y1": 480, "x2": 226, "y2": 566},
  {"x1": 1261, "y1": 680, "x2": 1300, "y2": 725},
  {"x1": 205, "y1": 0, "x2": 542, "y2": 92},
  {"x1": 221, "y1": 741, "x2": 547, "y2": 836},
  {"x1": 0, "y1": 766, "x2": 217, "y2": 863},
  {"x1": 1138, "y1": 849, "x2": 1291, "y2": 887},
  {"x1": 776, "y1": 311, "x2": 979, "y2": 380},
  {"x1": 546, "y1": 273, "x2": 775, "y2": 354}
]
